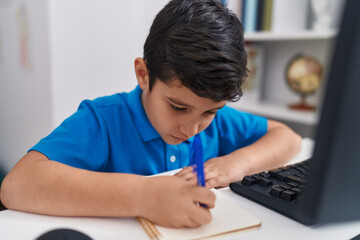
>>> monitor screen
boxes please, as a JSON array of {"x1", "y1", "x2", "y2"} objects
[{"x1": 302, "y1": 0, "x2": 360, "y2": 223}]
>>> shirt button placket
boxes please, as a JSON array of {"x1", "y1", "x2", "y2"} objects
[{"x1": 166, "y1": 144, "x2": 180, "y2": 171}]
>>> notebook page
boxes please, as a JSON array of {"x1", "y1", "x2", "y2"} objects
[{"x1": 156, "y1": 189, "x2": 261, "y2": 240}]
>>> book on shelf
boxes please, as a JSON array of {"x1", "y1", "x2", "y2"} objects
[
  {"x1": 262, "y1": 0, "x2": 273, "y2": 31},
  {"x1": 242, "y1": 44, "x2": 265, "y2": 103},
  {"x1": 256, "y1": 0, "x2": 265, "y2": 31},
  {"x1": 240, "y1": 0, "x2": 273, "y2": 32},
  {"x1": 243, "y1": 0, "x2": 259, "y2": 32},
  {"x1": 239, "y1": 0, "x2": 309, "y2": 33},
  {"x1": 137, "y1": 189, "x2": 261, "y2": 240}
]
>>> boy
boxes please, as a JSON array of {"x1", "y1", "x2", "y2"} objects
[{"x1": 0, "y1": 0, "x2": 301, "y2": 228}]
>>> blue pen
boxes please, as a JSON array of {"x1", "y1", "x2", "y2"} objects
[
  {"x1": 193, "y1": 135, "x2": 205, "y2": 187},
  {"x1": 192, "y1": 134, "x2": 207, "y2": 207}
]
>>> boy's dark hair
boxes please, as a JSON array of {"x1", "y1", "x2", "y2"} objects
[{"x1": 143, "y1": 0, "x2": 247, "y2": 102}]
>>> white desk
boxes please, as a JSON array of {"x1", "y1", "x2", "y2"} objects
[{"x1": 1, "y1": 138, "x2": 359, "y2": 240}]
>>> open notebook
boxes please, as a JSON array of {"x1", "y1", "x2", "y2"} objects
[{"x1": 137, "y1": 190, "x2": 261, "y2": 240}]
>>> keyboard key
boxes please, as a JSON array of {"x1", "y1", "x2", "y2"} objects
[
  {"x1": 295, "y1": 166, "x2": 306, "y2": 173},
  {"x1": 287, "y1": 181, "x2": 300, "y2": 187},
  {"x1": 284, "y1": 175, "x2": 306, "y2": 185},
  {"x1": 292, "y1": 162, "x2": 303, "y2": 167},
  {"x1": 251, "y1": 174, "x2": 262, "y2": 182},
  {"x1": 280, "y1": 190, "x2": 296, "y2": 201},
  {"x1": 275, "y1": 168, "x2": 300, "y2": 181},
  {"x1": 301, "y1": 164, "x2": 309, "y2": 170},
  {"x1": 280, "y1": 184, "x2": 292, "y2": 190},
  {"x1": 259, "y1": 172, "x2": 271, "y2": 178},
  {"x1": 241, "y1": 176, "x2": 256, "y2": 186},
  {"x1": 268, "y1": 169, "x2": 282, "y2": 177},
  {"x1": 280, "y1": 166, "x2": 291, "y2": 171},
  {"x1": 295, "y1": 173, "x2": 306, "y2": 178},
  {"x1": 269, "y1": 185, "x2": 284, "y2": 197},
  {"x1": 291, "y1": 187, "x2": 303, "y2": 196},
  {"x1": 258, "y1": 177, "x2": 272, "y2": 186}
]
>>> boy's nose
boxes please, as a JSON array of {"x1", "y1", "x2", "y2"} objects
[{"x1": 179, "y1": 123, "x2": 199, "y2": 139}]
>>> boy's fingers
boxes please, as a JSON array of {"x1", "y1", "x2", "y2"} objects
[
  {"x1": 188, "y1": 177, "x2": 198, "y2": 185},
  {"x1": 177, "y1": 171, "x2": 196, "y2": 181},
  {"x1": 175, "y1": 166, "x2": 194, "y2": 177},
  {"x1": 189, "y1": 207, "x2": 212, "y2": 226},
  {"x1": 206, "y1": 175, "x2": 225, "y2": 188},
  {"x1": 175, "y1": 167, "x2": 197, "y2": 181},
  {"x1": 206, "y1": 176, "x2": 229, "y2": 189},
  {"x1": 191, "y1": 187, "x2": 216, "y2": 208},
  {"x1": 203, "y1": 167, "x2": 218, "y2": 181},
  {"x1": 206, "y1": 179, "x2": 218, "y2": 189}
]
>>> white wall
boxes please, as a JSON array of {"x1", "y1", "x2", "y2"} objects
[
  {"x1": 0, "y1": 0, "x2": 168, "y2": 172},
  {"x1": 48, "y1": 0, "x2": 168, "y2": 126},
  {"x1": 0, "y1": 0, "x2": 52, "y2": 171}
]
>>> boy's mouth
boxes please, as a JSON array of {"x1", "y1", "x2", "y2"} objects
[{"x1": 171, "y1": 135, "x2": 187, "y2": 142}]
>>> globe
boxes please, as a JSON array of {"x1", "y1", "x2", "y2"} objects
[{"x1": 285, "y1": 54, "x2": 323, "y2": 111}]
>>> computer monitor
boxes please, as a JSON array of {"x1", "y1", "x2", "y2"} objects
[
  {"x1": 301, "y1": 0, "x2": 360, "y2": 223},
  {"x1": 229, "y1": 0, "x2": 360, "y2": 225}
]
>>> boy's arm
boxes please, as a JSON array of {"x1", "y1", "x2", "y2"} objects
[
  {"x1": 176, "y1": 119, "x2": 302, "y2": 188},
  {"x1": 0, "y1": 151, "x2": 215, "y2": 228}
]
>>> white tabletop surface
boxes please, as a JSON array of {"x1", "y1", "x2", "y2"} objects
[{"x1": 1, "y1": 138, "x2": 359, "y2": 240}]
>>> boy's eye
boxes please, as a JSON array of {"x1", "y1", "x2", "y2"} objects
[
  {"x1": 170, "y1": 104, "x2": 217, "y2": 115},
  {"x1": 205, "y1": 111, "x2": 217, "y2": 115},
  {"x1": 170, "y1": 104, "x2": 187, "y2": 112}
]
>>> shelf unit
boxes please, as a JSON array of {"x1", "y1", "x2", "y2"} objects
[
  {"x1": 227, "y1": 100, "x2": 318, "y2": 125},
  {"x1": 244, "y1": 29, "x2": 337, "y2": 41},
  {"x1": 228, "y1": 30, "x2": 338, "y2": 137}
]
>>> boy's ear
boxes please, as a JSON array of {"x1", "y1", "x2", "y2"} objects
[{"x1": 134, "y1": 57, "x2": 149, "y2": 90}]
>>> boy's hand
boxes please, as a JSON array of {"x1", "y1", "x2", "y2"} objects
[
  {"x1": 140, "y1": 176, "x2": 215, "y2": 228},
  {"x1": 175, "y1": 156, "x2": 246, "y2": 188}
]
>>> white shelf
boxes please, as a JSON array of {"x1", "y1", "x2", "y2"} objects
[
  {"x1": 244, "y1": 30, "x2": 337, "y2": 42},
  {"x1": 227, "y1": 101, "x2": 319, "y2": 125}
]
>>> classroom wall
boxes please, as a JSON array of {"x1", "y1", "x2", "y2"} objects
[
  {"x1": 0, "y1": 0, "x2": 168, "y2": 172},
  {"x1": 0, "y1": 0, "x2": 52, "y2": 172},
  {"x1": 48, "y1": 0, "x2": 168, "y2": 127}
]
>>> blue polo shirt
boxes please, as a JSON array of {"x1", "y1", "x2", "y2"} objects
[{"x1": 30, "y1": 86, "x2": 267, "y2": 175}]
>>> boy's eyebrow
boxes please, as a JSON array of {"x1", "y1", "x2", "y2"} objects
[
  {"x1": 166, "y1": 97, "x2": 226, "y2": 110},
  {"x1": 167, "y1": 97, "x2": 190, "y2": 107}
]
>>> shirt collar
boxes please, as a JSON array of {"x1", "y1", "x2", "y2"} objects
[
  {"x1": 126, "y1": 85, "x2": 195, "y2": 144},
  {"x1": 186, "y1": 135, "x2": 195, "y2": 143},
  {"x1": 126, "y1": 85, "x2": 161, "y2": 142}
]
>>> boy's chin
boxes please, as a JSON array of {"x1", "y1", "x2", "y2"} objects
[{"x1": 163, "y1": 135, "x2": 186, "y2": 145}]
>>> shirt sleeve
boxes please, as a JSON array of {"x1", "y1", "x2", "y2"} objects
[
  {"x1": 215, "y1": 105, "x2": 268, "y2": 156},
  {"x1": 29, "y1": 100, "x2": 110, "y2": 171}
]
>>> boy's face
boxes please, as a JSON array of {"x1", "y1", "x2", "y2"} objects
[{"x1": 141, "y1": 79, "x2": 226, "y2": 145}]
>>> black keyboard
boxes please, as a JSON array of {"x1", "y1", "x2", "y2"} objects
[{"x1": 229, "y1": 159, "x2": 315, "y2": 225}]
